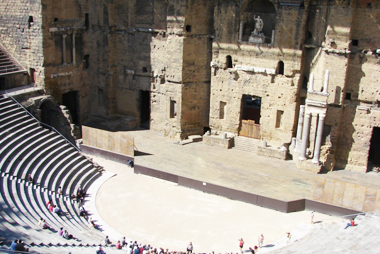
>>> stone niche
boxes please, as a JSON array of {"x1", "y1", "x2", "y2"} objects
[{"x1": 239, "y1": 0, "x2": 276, "y2": 44}]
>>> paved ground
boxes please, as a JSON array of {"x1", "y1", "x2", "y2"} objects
[{"x1": 89, "y1": 129, "x2": 375, "y2": 253}]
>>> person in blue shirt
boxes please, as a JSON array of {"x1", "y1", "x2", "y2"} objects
[{"x1": 10, "y1": 239, "x2": 18, "y2": 250}]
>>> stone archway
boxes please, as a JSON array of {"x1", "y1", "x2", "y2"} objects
[{"x1": 36, "y1": 96, "x2": 76, "y2": 144}]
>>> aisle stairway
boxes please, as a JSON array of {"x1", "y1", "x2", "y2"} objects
[
  {"x1": 0, "y1": 45, "x2": 25, "y2": 75},
  {"x1": 232, "y1": 136, "x2": 261, "y2": 154},
  {"x1": 0, "y1": 95, "x2": 123, "y2": 253}
]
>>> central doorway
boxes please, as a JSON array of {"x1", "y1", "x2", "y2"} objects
[{"x1": 239, "y1": 95, "x2": 261, "y2": 139}]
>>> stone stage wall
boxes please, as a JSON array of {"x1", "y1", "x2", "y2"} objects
[
  {"x1": 82, "y1": 126, "x2": 134, "y2": 157},
  {"x1": 313, "y1": 177, "x2": 380, "y2": 213}
]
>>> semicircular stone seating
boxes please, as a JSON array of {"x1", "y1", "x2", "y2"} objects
[
  {"x1": 0, "y1": 95, "x2": 122, "y2": 253},
  {"x1": 2, "y1": 95, "x2": 380, "y2": 254}
]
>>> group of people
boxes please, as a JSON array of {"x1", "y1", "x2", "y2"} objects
[
  {"x1": 58, "y1": 227, "x2": 78, "y2": 241},
  {"x1": 238, "y1": 236, "x2": 263, "y2": 254},
  {"x1": 10, "y1": 239, "x2": 29, "y2": 252},
  {"x1": 46, "y1": 199, "x2": 63, "y2": 216},
  {"x1": 71, "y1": 185, "x2": 87, "y2": 204},
  {"x1": 38, "y1": 217, "x2": 52, "y2": 230}
]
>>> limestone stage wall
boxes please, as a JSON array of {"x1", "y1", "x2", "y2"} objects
[
  {"x1": 313, "y1": 177, "x2": 380, "y2": 213},
  {"x1": 82, "y1": 125, "x2": 134, "y2": 157}
]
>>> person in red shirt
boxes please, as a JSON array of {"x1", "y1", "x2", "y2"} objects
[{"x1": 116, "y1": 240, "x2": 122, "y2": 249}]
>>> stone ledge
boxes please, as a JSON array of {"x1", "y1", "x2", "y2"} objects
[
  {"x1": 296, "y1": 159, "x2": 322, "y2": 173},
  {"x1": 203, "y1": 134, "x2": 233, "y2": 149},
  {"x1": 257, "y1": 146, "x2": 287, "y2": 160}
]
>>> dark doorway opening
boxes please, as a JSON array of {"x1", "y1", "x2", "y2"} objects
[
  {"x1": 40, "y1": 100, "x2": 56, "y2": 127},
  {"x1": 368, "y1": 127, "x2": 380, "y2": 167},
  {"x1": 241, "y1": 95, "x2": 261, "y2": 124},
  {"x1": 226, "y1": 55, "x2": 233, "y2": 69},
  {"x1": 140, "y1": 90, "x2": 150, "y2": 129},
  {"x1": 277, "y1": 61, "x2": 284, "y2": 75},
  {"x1": 0, "y1": 77, "x2": 5, "y2": 90},
  {"x1": 62, "y1": 91, "x2": 79, "y2": 125}
]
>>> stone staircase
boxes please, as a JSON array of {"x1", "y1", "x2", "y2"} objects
[
  {"x1": 232, "y1": 136, "x2": 262, "y2": 154},
  {"x1": 0, "y1": 95, "x2": 124, "y2": 253},
  {"x1": 0, "y1": 45, "x2": 25, "y2": 75}
]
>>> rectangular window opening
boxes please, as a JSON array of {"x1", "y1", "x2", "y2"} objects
[
  {"x1": 345, "y1": 92, "x2": 351, "y2": 100},
  {"x1": 170, "y1": 99, "x2": 177, "y2": 118},
  {"x1": 98, "y1": 89, "x2": 104, "y2": 107},
  {"x1": 220, "y1": 101, "x2": 226, "y2": 119},
  {"x1": 275, "y1": 110, "x2": 284, "y2": 128},
  {"x1": 352, "y1": 40, "x2": 359, "y2": 47}
]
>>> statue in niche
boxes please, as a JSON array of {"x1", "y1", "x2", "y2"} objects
[
  {"x1": 249, "y1": 15, "x2": 265, "y2": 43},
  {"x1": 253, "y1": 15, "x2": 264, "y2": 35}
]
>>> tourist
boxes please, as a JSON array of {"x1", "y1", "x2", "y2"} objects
[
  {"x1": 53, "y1": 205, "x2": 63, "y2": 215},
  {"x1": 344, "y1": 218, "x2": 355, "y2": 229},
  {"x1": 49, "y1": 204, "x2": 54, "y2": 212},
  {"x1": 286, "y1": 232, "x2": 291, "y2": 245},
  {"x1": 134, "y1": 245, "x2": 140, "y2": 254},
  {"x1": 238, "y1": 238, "x2": 244, "y2": 253},
  {"x1": 249, "y1": 246, "x2": 258, "y2": 254},
  {"x1": 105, "y1": 235, "x2": 112, "y2": 246},
  {"x1": 187, "y1": 242, "x2": 193, "y2": 254},
  {"x1": 38, "y1": 217, "x2": 43, "y2": 227},
  {"x1": 116, "y1": 240, "x2": 122, "y2": 249},
  {"x1": 28, "y1": 174, "x2": 33, "y2": 184},
  {"x1": 46, "y1": 199, "x2": 52, "y2": 208},
  {"x1": 63, "y1": 230, "x2": 75, "y2": 240},
  {"x1": 10, "y1": 239, "x2": 18, "y2": 250},
  {"x1": 311, "y1": 211, "x2": 314, "y2": 224},
  {"x1": 58, "y1": 227, "x2": 64, "y2": 236},
  {"x1": 121, "y1": 237, "x2": 127, "y2": 247},
  {"x1": 96, "y1": 246, "x2": 106, "y2": 254},
  {"x1": 41, "y1": 219, "x2": 51, "y2": 230},
  {"x1": 16, "y1": 239, "x2": 29, "y2": 252},
  {"x1": 58, "y1": 186, "x2": 62, "y2": 195},
  {"x1": 258, "y1": 234, "x2": 264, "y2": 248}
]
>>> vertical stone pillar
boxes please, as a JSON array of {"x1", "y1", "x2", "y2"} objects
[
  {"x1": 299, "y1": 112, "x2": 311, "y2": 161},
  {"x1": 62, "y1": 34, "x2": 67, "y2": 64},
  {"x1": 312, "y1": 113, "x2": 326, "y2": 164},
  {"x1": 72, "y1": 32, "x2": 76, "y2": 64},
  {"x1": 296, "y1": 105, "x2": 305, "y2": 152},
  {"x1": 323, "y1": 70, "x2": 330, "y2": 93},
  {"x1": 308, "y1": 73, "x2": 314, "y2": 92},
  {"x1": 239, "y1": 21, "x2": 243, "y2": 42}
]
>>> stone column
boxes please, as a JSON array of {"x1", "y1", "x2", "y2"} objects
[
  {"x1": 323, "y1": 69, "x2": 330, "y2": 93},
  {"x1": 62, "y1": 34, "x2": 67, "y2": 64},
  {"x1": 308, "y1": 73, "x2": 314, "y2": 92},
  {"x1": 299, "y1": 112, "x2": 311, "y2": 161},
  {"x1": 296, "y1": 105, "x2": 305, "y2": 152},
  {"x1": 72, "y1": 32, "x2": 76, "y2": 64},
  {"x1": 239, "y1": 21, "x2": 243, "y2": 42},
  {"x1": 312, "y1": 113, "x2": 326, "y2": 164}
]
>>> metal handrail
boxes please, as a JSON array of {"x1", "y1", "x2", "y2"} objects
[{"x1": 5, "y1": 93, "x2": 81, "y2": 153}]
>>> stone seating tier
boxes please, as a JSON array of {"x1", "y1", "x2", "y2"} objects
[{"x1": 0, "y1": 96, "x2": 116, "y2": 253}]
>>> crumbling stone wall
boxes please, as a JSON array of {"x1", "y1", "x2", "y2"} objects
[{"x1": 0, "y1": 0, "x2": 44, "y2": 86}]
